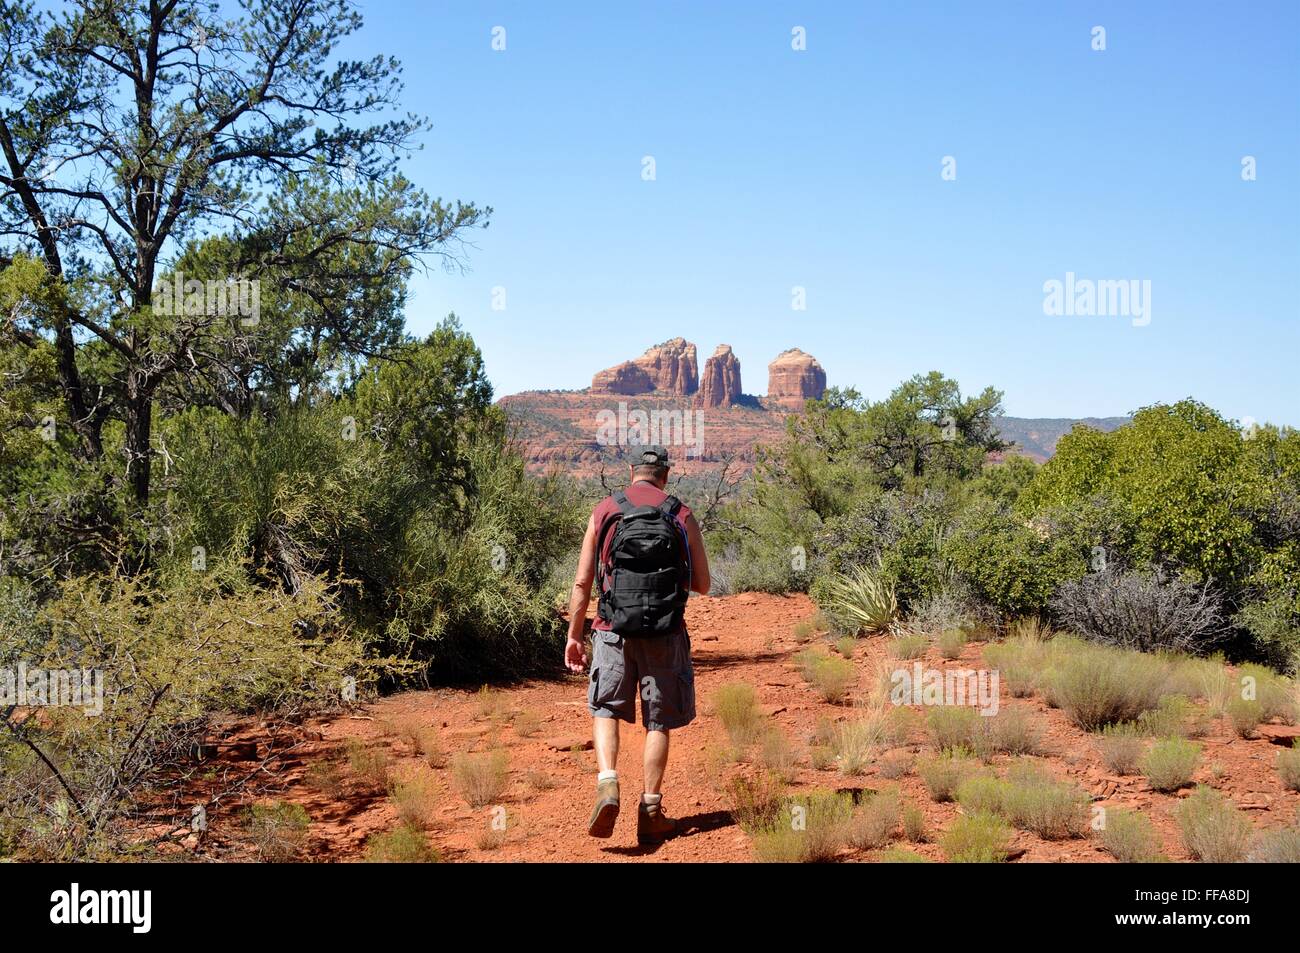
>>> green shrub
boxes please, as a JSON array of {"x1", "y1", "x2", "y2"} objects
[
  {"x1": 940, "y1": 812, "x2": 1013, "y2": 863},
  {"x1": 815, "y1": 561, "x2": 898, "y2": 635},
  {"x1": 954, "y1": 774, "x2": 1007, "y2": 816},
  {"x1": 1176, "y1": 786, "x2": 1253, "y2": 862},
  {"x1": 1100, "y1": 809, "x2": 1163, "y2": 862},
  {"x1": 1143, "y1": 738, "x2": 1201, "y2": 792},
  {"x1": 365, "y1": 823, "x2": 440, "y2": 862},
  {"x1": 346, "y1": 741, "x2": 392, "y2": 791},
  {"x1": 986, "y1": 707, "x2": 1044, "y2": 757}
]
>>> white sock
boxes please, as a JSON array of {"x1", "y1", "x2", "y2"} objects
[
  {"x1": 642, "y1": 792, "x2": 662, "y2": 806},
  {"x1": 597, "y1": 770, "x2": 618, "y2": 784}
]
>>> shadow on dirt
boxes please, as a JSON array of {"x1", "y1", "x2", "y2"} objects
[{"x1": 601, "y1": 809, "x2": 735, "y2": 856}]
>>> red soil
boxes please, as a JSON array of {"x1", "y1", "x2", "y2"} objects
[{"x1": 171, "y1": 593, "x2": 1300, "y2": 862}]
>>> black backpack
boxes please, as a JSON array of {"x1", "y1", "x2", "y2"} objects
[{"x1": 596, "y1": 491, "x2": 690, "y2": 637}]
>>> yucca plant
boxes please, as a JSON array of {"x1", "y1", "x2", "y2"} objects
[{"x1": 821, "y1": 560, "x2": 899, "y2": 636}]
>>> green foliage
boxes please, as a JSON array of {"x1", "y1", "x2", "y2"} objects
[
  {"x1": 940, "y1": 812, "x2": 1013, "y2": 863},
  {"x1": 812, "y1": 560, "x2": 898, "y2": 635},
  {"x1": 1143, "y1": 738, "x2": 1202, "y2": 793}
]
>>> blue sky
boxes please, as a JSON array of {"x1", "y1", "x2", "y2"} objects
[{"x1": 349, "y1": 1, "x2": 1299, "y2": 424}]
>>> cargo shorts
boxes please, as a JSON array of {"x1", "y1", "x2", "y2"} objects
[{"x1": 588, "y1": 628, "x2": 696, "y2": 731}]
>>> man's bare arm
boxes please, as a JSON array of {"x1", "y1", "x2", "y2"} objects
[
  {"x1": 685, "y1": 513, "x2": 710, "y2": 595},
  {"x1": 564, "y1": 513, "x2": 598, "y2": 672}
]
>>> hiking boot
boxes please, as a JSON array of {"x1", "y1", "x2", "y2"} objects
[
  {"x1": 587, "y1": 778, "x2": 620, "y2": 838},
  {"x1": 637, "y1": 798, "x2": 677, "y2": 844}
]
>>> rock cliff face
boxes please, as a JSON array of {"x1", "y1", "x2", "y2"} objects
[
  {"x1": 767, "y1": 348, "x2": 826, "y2": 408},
  {"x1": 591, "y1": 337, "x2": 697, "y2": 395},
  {"x1": 590, "y1": 360, "x2": 656, "y2": 396},
  {"x1": 697, "y1": 344, "x2": 743, "y2": 408}
]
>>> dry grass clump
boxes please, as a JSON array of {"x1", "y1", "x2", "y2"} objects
[
  {"x1": 1227, "y1": 697, "x2": 1265, "y2": 739},
  {"x1": 1176, "y1": 785, "x2": 1253, "y2": 863},
  {"x1": 877, "y1": 751, "x2": 914, "y2": 779},
  {"x1": 917, "y1": 747, "x2": 980, "y2": 802},
  {"x1": 396, "y1": 720, "x2": 447, "y2": 769},
  {"x1": 1097, "y1": 722, "x2": 1145, "y2": 775},
  {"x1": 365, "y1": 822, "x2": 440, "y2": 862},
  {"x1": 835, "y1": 636, "x2": 857, "y2": 658},
  {"x1": 390, "y1": 771, "x2": 438, "y2": 829},
  {"x1": 1142, "y1": 737, "x2": 1201, "y2": 792},
  {"x1": 475, "y1": 685, "x2": 506, "y2": 721},
  {"x1": 450, "y1": 749, "x2": 510, "y2": 808},
  {"x1": 901, "y1": 802, "x2": 927, "y2": 842},
  {"x1": 890, "y1": 634, "x2": 929, "y2": 660},
  {"x1": 757, "y1": 726, "x2": 798, "y2": 780},
  {"x1": 1277, "y1": 740, "x2": 1300, "y2": 792},
  {"x1": 955, "y1": 763, "x2": 1088, "y2": 840},
  {"x1": 1136, "y1": 694, "x2": 1210, "y2": 739},
  {"x1": 795, "y1": 649, "x2": 857, "y2": 704},
  {"x1": 937, "y1": 628, "x2": 966, "y2": 660},
  {"x1": 830, "y1": 705, "x2": 892, "y2": 776},
  {"x1": 513, "y1": 709, "x2": 543, "y2": 738},
  {"x1": 1236, "y1": 663, "x2": 1296, "y2": 724},
  {"x1": 927, "y1": 705, "x2": 980, "y2": 752},
  {"x1": 982, "y1": 637, "x2": 1048, "y2": 698},
  {"x1": 713, "y1": 682, "x2": 765, "y2": 747},
  {"x1": 970, "y1": 706, "x2": 1044, "y2": 760},
  {"x1": 1247, "y1": 823, "x2": 1300, "y2": 863},
  {"x1": 846, "y1": 787, "x2": 901, "y2": 850},
  {"x1": 791, "y1": 619, "x2": 817, "y2": 642},
  {"x1": 304, "y1": 758, "x2": 345, "y2": 798},
  {"x1": 878, "y1": 847, "x2": 933, "y2": 862},
  {"x1": 1041, "y1": 643, "x2": 1169, "y2": 730},
  {"x1": 998, "y1": 763, "x2": 1090, "y2": 839},
  {"x1": 1100, "y1": 808, "x2": 1164, "y2": 862},
  {"x1": 245, "y1": 801, "x2": 311, "y2": 862},
  {"x1": 750, "y1": 790, "x2": 855, "y2": 863},
  {"x1": 725, "y1": 771, "x2": 787, "y2": 834},
  {"x1": 346, "y1": 740, "x2": 392, "y2": 791}
]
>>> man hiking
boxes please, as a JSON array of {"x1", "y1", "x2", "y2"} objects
[{"x1": 564, "y1": 445, "x2": 711, "y2": 843}]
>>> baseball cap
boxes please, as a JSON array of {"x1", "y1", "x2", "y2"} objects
[{"x1": 629, "y1": 445, "x2": 671, "y2": 469}]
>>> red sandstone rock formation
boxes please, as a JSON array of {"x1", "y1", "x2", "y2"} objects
[
  {"x1": 590, "y1": 360, "x2": 655, "y2": 395},
  {"x1": 767, "y1": 348, "x2": 826, "y2": 408},
  {"x1": 591, "y1": 338, "x2": 698, "y2": 395},
  {"x1": 697, "y1": 344, "x2": 743, "y2": 408}
]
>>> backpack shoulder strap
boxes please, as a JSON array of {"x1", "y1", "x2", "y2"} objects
[
  {"x1": 659, "y1": 495, "x2": 682, "y2": 516},
  {"x1": 612, "y1": 490, "x2": 633, "y2": 515}
]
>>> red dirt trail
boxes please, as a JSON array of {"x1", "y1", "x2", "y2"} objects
[{"x1": 176, "y1": 593, "x2": 1300, "y2": 862}]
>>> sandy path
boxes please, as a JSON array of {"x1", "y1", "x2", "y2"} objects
[{"x1": 182, "y1": 592, "x2": 1300, "y2": 862}]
